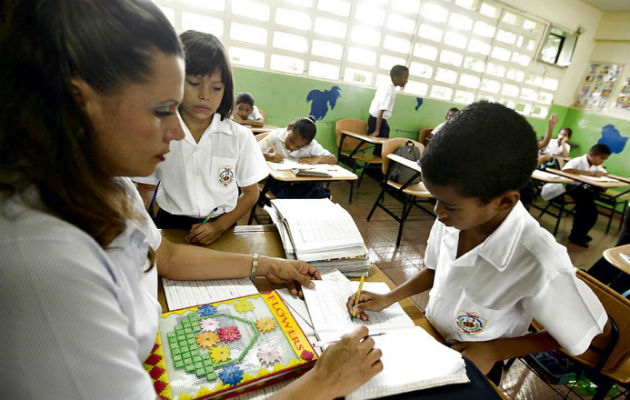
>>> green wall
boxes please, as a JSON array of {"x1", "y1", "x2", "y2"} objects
[{"x1": 233, "y1": 66, "x2": 629, "y2": 177}]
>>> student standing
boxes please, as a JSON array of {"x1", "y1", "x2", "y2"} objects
[
  {"x1": 347, "y1": 102, "x2": 605, "y2": 382},
  {"x1": 1, "y1": 1, "x2": 381, "y2": 398},
  {"x1": 135, "y1": 31, "x2": 268, "y2": 246},
  {"x1": 367, "y1": 65, "x2": 409, "y2": 156}
]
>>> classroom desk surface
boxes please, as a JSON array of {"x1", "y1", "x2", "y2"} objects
[
  {"x1": 251, "y1": 125, "x2": 279, "y2": 134},
  {"x1": 267, "y1": 162, "x2": 358, "y2": 182},
  {"x1": 157, "y1": 225, "x2": 506, "y2": 399},
  {"x1": 387, "y1": 153, "x2": 422, "y2": 173},
  {"x1": 531, "y1": 169, "x2": 574, "y2": 183},
  {"x1": 603, "y1": 244, "x2": 630, "y2": 275},
  {"x1": 608, "y1": 174, "x2": 630, "y2": 185},
  {"x1": 546, "y1": 168, "x2": 630, "y2": 188},
  {"x1": 341, "y1": 130, "x2": 388, "y2": 144}
]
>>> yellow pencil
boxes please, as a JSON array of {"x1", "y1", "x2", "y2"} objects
[
  {"x1": 265, "y1": 138, "x2": 277, "y2": 154},
  {"x1": 351, "y1": 273, "x2": 366, "y2": 318}
]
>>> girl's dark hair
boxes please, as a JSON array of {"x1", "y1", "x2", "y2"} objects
[
  {"x1": 180, "y1": 30, "x2": 234, "y2": 120},
  {"x1": 1, "y1": 0, "x2": 183, "y2": 251},
  {"x1": 291, "y1": 116, "x2": 317, "y2": 142}
]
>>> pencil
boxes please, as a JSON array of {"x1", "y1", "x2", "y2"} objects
[
  {"x1": 199, "y1": 207, "x2": 219, "y2": 226},
  {"x1": 265, "y1": 138, "x2": 278, "y2": 154},
  {"x1": 351, "y1": 273, "x2": 366, "y2": 318}
]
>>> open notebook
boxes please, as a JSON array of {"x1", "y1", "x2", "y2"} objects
[{"x1": 303, "y1": 280, "x2": 469, "y2": 400}]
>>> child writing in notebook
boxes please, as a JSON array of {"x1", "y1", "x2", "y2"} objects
[
  {"x1": 347, "y1": 102, "x2": 606, "y2": 382},
  {"x1": 259, "y1": 116, "x2": 337, "y2": 198},
  {"x1": 2, "y1": 1, "x2": 381, "y2": 397},
  {"x1": 232, "y1": 91, "x2": 264, "y2": 128},
  {"x1": 134, "y1": 31, "x2": 268, "y2": 246}
]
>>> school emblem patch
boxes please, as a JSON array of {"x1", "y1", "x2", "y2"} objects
[
  {"x1": 455, "y1": 310, "x2": 486, "y2": 335},
  {"x1": 217, "y1": 166, "x2": 235, "y2": 187}
]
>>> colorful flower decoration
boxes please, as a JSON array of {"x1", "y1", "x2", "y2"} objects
[
  {"x1": 197, "y1": 304, "x2": 217, "y2": 317},
  {"x1": 218, "y1": 365, "x2": 244, "y2": 386},
  {"x1": 300, "y1": 350, "x2": 314, "y2": 362},
  {"x1": 234, "y1": 299, "x2": 255, "y2": 313},
  {"x1": 210, "y1": 345, "x2": 231, "y2": 363},
  {"x1": 196, "y1": 332, "x2": 219, "y2": 349},
  {"x1": 199, "y1": 318, "x2": 220, "y2": 332},
  {"x1": 218, "y1": 326, "x2": 241, "y2": 342},
  {"x1": 257, "y1": 344, "x2": 281, "y2": 365},
  {"x1": 255, "y1": 317, "x2": 277, "y2": 333}
]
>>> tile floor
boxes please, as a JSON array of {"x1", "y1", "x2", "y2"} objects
[{"x1": 252, "y1": 177, "x2": 627, "y2": 400}]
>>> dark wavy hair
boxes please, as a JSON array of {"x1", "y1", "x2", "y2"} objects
[
  {"x1": 421, "y1": 102, "x2": 538, "y2": 203},
  {"x1": 180, "y1": 30, "x2": 234, "y2": 120},
  {"x1": 0, "y1": 0, "x2": 183, "y2": 250}
]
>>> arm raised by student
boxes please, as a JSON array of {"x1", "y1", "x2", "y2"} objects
[
  {"x1": 185, "y1": 182, "x2": 260, "y2": 246},
  {"x1": 537, "y1": 113, "x2": 558, "y2": 150},
  {"x1": 268, "y1": 326, "x2": 383, "y2": 400},
  {"x1": 346, "y1": 268, "x2": 435, "y2": 321},
  {"x1": 156, "y1": 240, "x2": 321, "y2": 296}
]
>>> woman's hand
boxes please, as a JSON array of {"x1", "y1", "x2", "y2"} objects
[
  {"x1": 345, "y1": 290, "x2": 392, "y2": 321},
  {"x1": 257, "y1": 256, "x2": 321, "y2": 297},
  {"x1": 450, "y1": 341, "x2": 498, "y2": 375},
  {"x1": 311, "y1": 326, "x2": 384, "y2": 397},
  {"x1": 185, "y1": 221, "x2": 224, "y2": 246}
]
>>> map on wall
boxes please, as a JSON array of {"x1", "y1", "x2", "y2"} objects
[
  {"x1": 614, "y1": 77, "x2": 630, "y2": 110},
  {"x1": 573, "y1": 62, "x2": 624, "y2": 110}
]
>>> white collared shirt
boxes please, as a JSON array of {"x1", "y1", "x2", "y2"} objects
[
  {"x1": 563, "y1": 154, "x2": 606, "y2": 174},
  {"x1": 1, "y1": 178, "x2": 161, "y2": 399},
  {"x1": 540, "y1": 138, "x2": 570, "y2": 156},
  {"x1": 259, "y1": 128, "x2": 333, "y2": 161},
  {"x1": 232, "y1": 105, "x2": 263, "y2": 122},
  {"x1": 369, "y1": 80, "x2": 397, "y2": 119},
  {"x1": 134, "y1": 112, "x2": 268, "y2": 218},
  {"x1": 424, "y1": 202, "x2": 605, "y2": 355}
]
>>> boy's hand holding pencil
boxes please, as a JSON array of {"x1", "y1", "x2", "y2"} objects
[{"x1": 346, "y1": 289, "x2": 392, "y2": 322}]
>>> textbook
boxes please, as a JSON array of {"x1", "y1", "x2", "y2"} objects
[
  {"x1": 302, "y1": 280, "x2": 469, "y2": 400},
  {"x1": 145, "y1": 291, "x2": 318, "y2": 399},
  {"x1": 265, "y1": 199, "x2": 371, "y2": 277}
]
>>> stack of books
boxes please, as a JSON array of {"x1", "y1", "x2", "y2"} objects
[{"x1": 265, "y1": 198, "x2": 371, "y2": 277}]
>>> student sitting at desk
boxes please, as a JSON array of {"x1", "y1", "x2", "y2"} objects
[
  {"x1": 260, "y1": 116, "x2": 337, "y2": 198},
  {"x1": 232, "y1": 91, "x2": 264, "y2": 128},
  {"x1": 347, "y1": 102, "x2": 605, "y2": 384},
  {"x1": 2, "y1": 2, "x2": 382, "y2": 398},
  {"x1": 540, "y1": 127, "x2": 572, "y2": 158},
  {"x1": 134, "y1": 31, "x2": 268, "y2": 246}
]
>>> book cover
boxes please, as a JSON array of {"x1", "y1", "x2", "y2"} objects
[{"x1": 145, "y1": 291, "x2": 318, "y2": 399}]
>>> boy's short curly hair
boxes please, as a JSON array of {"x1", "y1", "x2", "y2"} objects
[
  {"x1": 236, "y1": 92, "x2": 255, "y2": 107},
  {"x1": 590, "y1": 143, "x2": 610, "y2": 155},
  {"x1": 420, "y1": 102, "x2": 538, "y2": 204}
]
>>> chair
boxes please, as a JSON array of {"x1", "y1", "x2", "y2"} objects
[
  {"x1": 367, "y1": 138, "x2": 435, "y2": 247},
  {"x1": 528, "y1": 269, "x2": 630, "y2": 400},
  {"x1": 418, "y1": 128, "x2": 433, "y2": 147},
  {"x1": 335, "y1": 118, "x2": 382, "y2": 188},
  {"x1": 596, "y1": 188, "x2": 630, "y2": 233},
  {"x1": 536, "y1": 193, "x2": 575, "y2": 237},
  {"x1": 258, "y1": 108, "x2": 267, "y2": 124}
]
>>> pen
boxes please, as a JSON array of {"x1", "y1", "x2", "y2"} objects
[
  {"x1": 199, "y1": 207, "x2": 219, "y2": 226},
  {"x1": 351, "y1": 273, "x2": 366, "y2": 318}
]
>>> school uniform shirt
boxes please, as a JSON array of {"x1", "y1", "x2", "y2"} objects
[
  {"x1": 232, "y1": 105, "x2": 263, "y2": 122},
  {"x1": 1, "y1": 178, "x2": 161, "y2": 399},
  {"x1": 259, "y1": 128, "x2": 334, "y2": 161},
  {"x1": 134, "y1": 112, "x2": 268, "y2": 218},
  {"x1": 369, "y1": 80, "x2": 397, "y2": 119},
  {"x1": 424, "y1": 201, "x2": 606, "y2": 356},
  {"x1": 540, "y1": 138, "x2": 570, "y2": 156},
  {"x1": 432, "y1": 121, "x2": 447, "y2": 135},
  {"x1": 540, "y1": 154, "x2": 606, "y2": 200}
]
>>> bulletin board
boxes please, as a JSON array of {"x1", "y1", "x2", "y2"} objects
[
  {"x1": 573, "y1": 62, "x2": 624, "y2": 110},
  {"x1": 614, "y1": 77, "x2": 630, "y2": 110}
]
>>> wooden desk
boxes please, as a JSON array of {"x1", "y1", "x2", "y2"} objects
[
  {"x1": 531, "y1": 169, "x2": 573, "y2": 184},
  {"x1": 157, "y1": 226, "x2": 506, "y2": 399},
  {"x1": 338, "y1": 130, "x2": 386, "y2": 202},
  {"x1": 251, "y1": 125, "x2": 279, "y2": 134},
  {"x1": 341, "y1": 130, "x2": 388, "y2": 145},
  {"x1": 603, "y1": 244, "x2": 630, "y2": 275},
  {"x1": 546, "y1": 168, "x2": 630, "y2": 189},
  {"x1": 608, "y1": 174, "x2": 630, "y2": 185}
]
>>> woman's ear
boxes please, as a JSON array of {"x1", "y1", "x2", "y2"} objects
[{"x1": 69, "y1": 78, "x2": 103, "y2": 122}]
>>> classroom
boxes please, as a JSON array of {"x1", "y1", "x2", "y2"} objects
[{"x1": 2, "y1": 0, "x2": 629, "y2": 399}]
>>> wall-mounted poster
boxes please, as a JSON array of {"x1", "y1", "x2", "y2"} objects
[
  {"x1": 614, "y1": 77, "x2": 630, "y2": 110},
  {"x1": 573, "y1": 62, "x2": 624, "y2": 110}
]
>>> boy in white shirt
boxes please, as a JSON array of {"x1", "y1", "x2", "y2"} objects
[
  {"x1": 540, "y1": 127, "x2": 572, "y2": 157},
  {"x1": 347, "y1": 102, "x2": 605, "y2": 384},
  {"x1": 232, "y1": 91, "x2": 264, "y2": 128},
  {"x1": 367, "y1": 65, "x2": 409, "y2": 155}
]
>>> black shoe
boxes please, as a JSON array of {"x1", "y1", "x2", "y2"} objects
[
  {"x1": 585, "y1": 235, "x2": 593, "y2": 242},
  {"x1": 569, "y1": 235, "x2": 589, "y2": 248}
]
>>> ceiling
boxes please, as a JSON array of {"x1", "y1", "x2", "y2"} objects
[{"x1": 579, "y1": 0, "x2": 630, "y2": 11}]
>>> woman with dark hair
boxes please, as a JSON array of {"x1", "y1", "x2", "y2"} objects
[{"x1": 0, "y1": 1, "x2": 381, "y2": 398}]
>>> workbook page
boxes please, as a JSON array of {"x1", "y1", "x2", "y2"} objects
[
  {"x1": 302, "y1": 280, "x2": 414, "y2": 342},
  {"x1": 162, "y1": 278, "x2": 258, "y2": 310}
]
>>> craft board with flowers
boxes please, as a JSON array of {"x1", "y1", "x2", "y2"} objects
[{"x1": 147, "y1": 290, "x2": 317, "y2": 400}]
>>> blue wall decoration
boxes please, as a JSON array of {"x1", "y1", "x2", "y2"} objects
[
  {"x1": 598, "y1": 124, "x2": 628, "y2": 154},
  {"x1": 306, "y1": 86, "x2": 341, "y2": 120},
  {"x1": 415, "y1": 97, "x2": 423, "y2": 111}
]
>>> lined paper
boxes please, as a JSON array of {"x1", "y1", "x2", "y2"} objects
[{"x1": 162, "y1": 277, "x2": 258, "y2": 310}]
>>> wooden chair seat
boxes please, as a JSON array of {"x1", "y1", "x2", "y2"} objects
[
  {"x1": 386, "y1": 180, "x2": 432, "y2": 198},
  {"x1": 339, "y1": 151, "x2": 382, "y2": 164}
]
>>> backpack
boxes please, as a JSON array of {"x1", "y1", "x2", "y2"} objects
[{"x1": 390, "y1": 141, "x2": 421, "y2": 185}]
